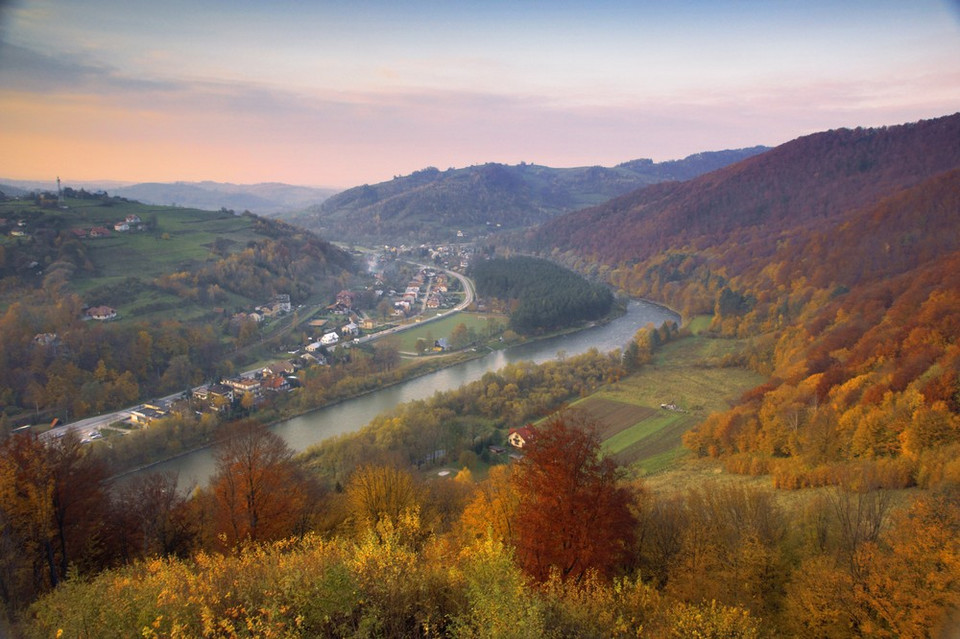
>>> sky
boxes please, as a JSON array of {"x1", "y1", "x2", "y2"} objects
[{"x1": 1, "y1": 0, "x2": 959, "y2": 189}]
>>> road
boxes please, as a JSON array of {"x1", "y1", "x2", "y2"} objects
[
  {"x1": 39, "y1": 408, "x2": 137, "y2": 443},
  {"x1": 40, "y1": 264, "x2": 476, "y2": 443},
  {"x1": 355, "y1": 263, "x2": 475, "y2": 345}
]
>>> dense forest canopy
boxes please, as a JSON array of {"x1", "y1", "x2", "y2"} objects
[
  {"x1": 469, "y1": 255, "x2": 614, "y2": 334},
  {"x1": 531, "y1": 114, "x2": 960, "y2": 267}
]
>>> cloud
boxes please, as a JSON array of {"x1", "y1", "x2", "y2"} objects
[{"x1": 2, "y1": 32, "x2": 958, "y2": 187}]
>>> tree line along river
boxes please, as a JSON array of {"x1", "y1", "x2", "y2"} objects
[{"x1": 139, "y1": 300, "x2": 680, "y2": 487}]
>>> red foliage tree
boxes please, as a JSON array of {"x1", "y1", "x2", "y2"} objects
[
  {"x1": 209, "y1": 421, "x2": 309, "y2": 547},
  {"x1": 511, "y1": 414, "x2": 636, "y2": 582}
]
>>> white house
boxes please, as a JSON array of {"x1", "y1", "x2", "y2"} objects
[{"x1": 321, "y1": 331, "x2": 340, "y2": 346}]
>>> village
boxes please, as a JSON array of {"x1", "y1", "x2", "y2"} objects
[{"x1": 85, "y1": 257, "x2": 474, "y2": 436}]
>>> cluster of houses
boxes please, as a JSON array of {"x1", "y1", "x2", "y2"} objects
[
  {"x1": 231, "y1": 294, "x2": 292, "y2": 326},
  {"x1": 69, "y1": 214, "x2": 144, "y2": 239},
  {"x1": 191, "y1": 361, "x2": 300, "y2": 413},
  {"x1": 380, "y1": 242, "x2": 473, "y2": 273},
  {"x1": 389, "y1": 269, "x2": 451, "y2": 316}
]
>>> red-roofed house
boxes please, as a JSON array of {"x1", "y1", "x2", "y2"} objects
[
  {"x1": 508, "y1": 426, "x2": 535, "y2": 449},
  {"x1": 262, "y1": 376, "x2": 291, "y2": 393}
]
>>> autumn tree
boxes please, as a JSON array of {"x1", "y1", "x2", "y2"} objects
[
  {"x1": 0, "y1": 432, "x2": 110, "y2": 610},
  {"x1": 108, "y1": 471, "x2": 196, "y2": 562},
  {"x1": 344, "y1": 464, "x2": 421, "y2": 537},
  {"x1": 459, "y1": 464, "x2": 521, "y2": 545},
  {"x1": 511, "y1": 414, "x2": 637, "y2": 582},
  {"x1": 209, "y1": 421, "x2": 308, "y2": 547}
]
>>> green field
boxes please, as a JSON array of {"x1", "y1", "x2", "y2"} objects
[
  {"x1": 567, "y1": 331, "x2": 766, "y2": 475},
  {"x1": 1, "y1": 197, "x2": 296, "y2": 324},
  {"x1": 393, "y1": 312, "x2": 506, "y2": 352},
  {"x1": 65, "y1": 202, "x2": 256, "y2": 280}
]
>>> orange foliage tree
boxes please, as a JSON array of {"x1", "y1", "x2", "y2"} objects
[
  {"x1": 208, "y1": 421, "x2": 310, "y2": 547},
  {"x1": 511, "y1": 414, "x2": 636, "y2": 582}
]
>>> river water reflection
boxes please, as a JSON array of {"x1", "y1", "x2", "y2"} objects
[{"x1": 142, "y1": 300, "x2": 679, "y2": 487}]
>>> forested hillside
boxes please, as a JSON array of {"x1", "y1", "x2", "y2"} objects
[
  {"x1": 301, "y1": 148, "x2": 767, "y2": 243},
  {"x1": 526, "y1": 113, "x2": 960, "y2": 486},
  {"x1": 532, "y1": 115, "x2": 960, "y2": 265}
]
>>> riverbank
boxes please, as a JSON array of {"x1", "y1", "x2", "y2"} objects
[
  {"x1": 108, "y1": 347, "x2": 490, "y2": 482},
  {"x1": 116, "y1": 300, "x2": 681, "y2": 487}
]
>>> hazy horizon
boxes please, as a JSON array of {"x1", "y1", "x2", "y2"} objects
[{"x1": 2, "y1": 0, "x2": 959, "y2": 189}]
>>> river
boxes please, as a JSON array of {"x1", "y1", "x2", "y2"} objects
[{"x1": 141, "y1": 300, "x2": 679, "y2": 487}]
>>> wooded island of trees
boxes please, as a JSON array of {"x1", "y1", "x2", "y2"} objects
[{"x1": 469, "y1": 255, "x2": 615, "y2": 334}]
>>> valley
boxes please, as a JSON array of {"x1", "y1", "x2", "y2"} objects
[{"x1": 2, "y1": 113, "x2": 959, "y2": 637}]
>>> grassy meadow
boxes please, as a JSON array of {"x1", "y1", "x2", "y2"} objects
[
  {"x1": 1, "y1": 197, "x2": 275, "y2": 323},
  {"x1": 568, "y1": 328, "x2": 766, "y2": 475}
]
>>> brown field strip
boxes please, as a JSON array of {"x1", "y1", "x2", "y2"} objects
[{"x1": 568, "y1": 397, "x2": 657, "y2": 440}]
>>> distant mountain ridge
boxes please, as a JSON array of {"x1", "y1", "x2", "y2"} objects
[
  {"x1": 296, "y1": 148, "x2": 768, "y2": 244},
  {"x1": 0, "y1": 179, "x2": 337, "y2": 215},
  {"x1": 112, "y1": 181, "x2": 338, "y2": 215}
]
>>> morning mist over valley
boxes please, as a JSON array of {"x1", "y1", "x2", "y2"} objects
[{"x1": 1, "y1": 1, "x2": 960, "y2": 637}]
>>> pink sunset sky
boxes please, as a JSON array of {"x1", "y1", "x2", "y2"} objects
[{"x1": 1, "y1": 0, "x2": 959, "y2": 189}]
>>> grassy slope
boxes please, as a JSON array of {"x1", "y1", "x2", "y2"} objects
[
  {"x1": 1, "y1": 198, "x2": 268, "y2": 323},
  {"x1": 570, "y1": 325, "x2": 765, "y2": 476}
]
